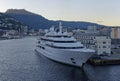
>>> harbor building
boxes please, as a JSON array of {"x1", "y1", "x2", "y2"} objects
[
  {"x1": 86, "y1": 26, "x2": 99, "y2": 34},
  {"x1": 94, "y1": 36, "x2": 111, "y2": 55},
  {"x1": 73, "y1": 27, "x2": 111, "y2": 55},
  {"x1": 38, "y1": 29, "x2": 45, "y2": 36},
  {"x1": 111, "y1": 27, "x2": 120, "y2": 48},
  {"x1": 74, "y1": 33, "x2": 111, "y2": 55}
]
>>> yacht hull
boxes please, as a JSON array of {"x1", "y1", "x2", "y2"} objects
[{"x1": 36, "y1": 46, "x2": 94, "y2": 67}]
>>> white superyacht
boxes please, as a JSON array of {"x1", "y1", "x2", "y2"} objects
[{"x1": 36, "y1": 22, "x2": 95, "y2": 67}]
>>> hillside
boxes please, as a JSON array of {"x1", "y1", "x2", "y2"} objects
[
  {"x1": 5, "y1": 9, "x2": 108, "y2": 30},
  {"x1": 0, "y1": 12, "x2": 27, "y2": 30}
]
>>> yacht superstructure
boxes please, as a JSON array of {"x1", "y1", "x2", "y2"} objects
[{"x1": 36, "y1": 22, "x2": 95, "y2": 67}]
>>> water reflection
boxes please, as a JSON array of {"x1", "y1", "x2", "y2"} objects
[{"x1": 84, "y1": 64, "x2": 120, "y2": 81}]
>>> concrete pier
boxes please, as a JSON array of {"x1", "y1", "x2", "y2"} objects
[{"x1": 87, "y1": 54, "x2": 120, "y2": 66}]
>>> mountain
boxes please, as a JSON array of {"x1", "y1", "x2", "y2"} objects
[
  {"x1": 5, "y1": 9, "x2": 108, "y2": 30},
  {"x1": 5, "y1": 9, "x2": 51, "y2": 30}
]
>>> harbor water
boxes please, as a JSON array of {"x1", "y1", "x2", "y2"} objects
[
  {"x1": 0, "y1": 37, "x2": 120, "y2": 81},
  {"x1": 0, "y1": 37, "x2": 87, "y2": 81}
]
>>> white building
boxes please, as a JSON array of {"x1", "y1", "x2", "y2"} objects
[
  {"x1": 6, "y1": 30, "x2": 18, "y2": 35},
  {"x1": 74, "y1": 32, "x2": 111, "y2": 55},
  {"x1": 23, "y1": 26, "x2": 28, "y2": 35},
  {"x1": 94, "y1": 36, "x2": 111, "y2": 55},
  {"x1": 38, "y1": 29, "x2": 45, "y2": 36}
]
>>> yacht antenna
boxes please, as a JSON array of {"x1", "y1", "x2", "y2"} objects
[
  {"x1": 65, "y1": 28, "x2": 68, "y2": 32},
  {"x1": 59, "y1": 22, "x2": 62, "y2": 33}
]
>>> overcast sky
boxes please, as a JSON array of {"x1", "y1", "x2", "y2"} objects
[{"x1": 0, "y1": 0, "x2": 120, "y2": 26}]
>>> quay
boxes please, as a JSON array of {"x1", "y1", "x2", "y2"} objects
[{"x1": 87, "y1": 54, "x2": 120, "y2": 66}]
